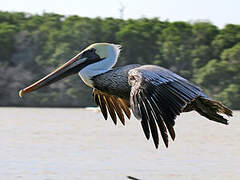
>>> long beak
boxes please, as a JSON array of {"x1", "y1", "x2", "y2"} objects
[{"x1": 19, "y1": 52, "x2": 86, "y2": 97}]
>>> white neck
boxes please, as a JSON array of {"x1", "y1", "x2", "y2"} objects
[{"x1": 78, "y1": 45, "x2": 120, "y2": 87}]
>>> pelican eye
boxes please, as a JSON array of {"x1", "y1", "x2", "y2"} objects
[
  {"x1": 129, "y1": 76, "x2": 135, "y2": 81},
  {"x1": 89, "y1": 48, "x2": 96, "y2": 53},
  {"x1": 81, "y1": 48, "x2": 97, "y2": 58}
]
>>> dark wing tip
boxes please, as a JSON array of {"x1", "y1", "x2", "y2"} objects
[
  {"x1": 141, "y1": 120, "x2": 150, "y2": 140},
  {"x1": 98, "y1": 95, "x2": 108, "y2": 120},
  {"x1": 110, "y1": 96, "x2": 126, "y2": 125}
]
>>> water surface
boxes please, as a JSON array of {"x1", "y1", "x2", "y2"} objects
[{"x1": 0, "y1": 108, "x2": 239, "y2": 180}]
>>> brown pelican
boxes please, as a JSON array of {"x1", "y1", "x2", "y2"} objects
[{"x1": 19, "y1": 43, "x2": 233, "y2": 148}]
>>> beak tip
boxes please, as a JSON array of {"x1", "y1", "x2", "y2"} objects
[{"x1": 19, "y1": 90, "x2": 23, "y2": 98}]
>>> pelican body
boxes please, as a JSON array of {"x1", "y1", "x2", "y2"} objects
[{"x1": 19, "y1": 43, "x2": 232, "y2": 148}]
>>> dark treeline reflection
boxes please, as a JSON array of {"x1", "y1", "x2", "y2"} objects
[{"x1": 0, "y1": 11, "x2": 239, "y2": 109}]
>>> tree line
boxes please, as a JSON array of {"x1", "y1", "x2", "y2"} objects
[{"x1": 0, "y1": 11, "x2": 239, "y2": 109}]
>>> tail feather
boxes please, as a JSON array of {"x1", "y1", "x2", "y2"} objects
[
  {"x1": 204, "y1": 99, "x2": 232, "y2": 116},
  {"x1": 183, "y1": 96, "x2": 232, "y2": 125}
]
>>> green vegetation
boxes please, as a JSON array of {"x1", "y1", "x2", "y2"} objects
[{"x1": 0, "y1": 11, "x2": 239, "y2": 109}]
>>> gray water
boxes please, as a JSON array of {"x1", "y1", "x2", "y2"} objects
[{"x1": 0, "y1": 108, "x2": 239, "y2": 180}]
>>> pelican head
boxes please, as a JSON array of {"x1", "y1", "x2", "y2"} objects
[{"x1": 19, "y1": 43, "x2": 121, "y2": 97}]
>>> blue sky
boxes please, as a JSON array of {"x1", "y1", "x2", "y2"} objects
[{"x1": 1, "y1": 0, "x2": 239, "y2": 28}]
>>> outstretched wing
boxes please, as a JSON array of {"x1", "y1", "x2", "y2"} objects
[
  {"x1": 93, "y1": 88, "x2": 131, "y2": 125},
  {"x1": 128, "y1": 65, "x2": 203, "y2": 148}
]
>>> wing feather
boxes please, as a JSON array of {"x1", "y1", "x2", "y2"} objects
[
  {"x1": 103, "y1": 96, "x2": 117, "y2": 125},
  {"x1": 128, "y1": 65, "x2": 202, "y2": 148},
  {"x1": 139, "y1": 93, "x2": 153, "y2": 142},
  {"x1": 98, "y1": 94, "x2": 108, "y2": 120},
  {"x1": 146, "y1": 94, "x2": 169, "y2": 147},
  {"x1": 140, "y1": 91, "x2": 160, "y2": 148},
  {"x1": 110, "y1": 96, "x2": 125, "y2": 125},
  {"x1": 118, "y1": 98, "x2": 131, "y2": 119},
  {"x1": 93, "y1": 89, "x2": 131, "y2": 125},
  {"x1": 131, "y1": 90, "x2": 150, "y2": 140}
]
